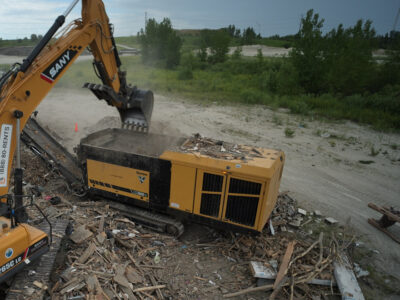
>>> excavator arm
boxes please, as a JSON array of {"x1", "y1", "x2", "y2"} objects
[{"x1": 0, "y1": 0, "x2": 153, "y2": 201}]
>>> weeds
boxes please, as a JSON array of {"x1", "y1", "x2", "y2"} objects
[
  {"x1": 56, "y1": 56, "x2": 400, "y2": 132},
  {"x1": 284, "y1": 127, "x2": 295, "y2": 138},
  {"x1": 272, "y1": 114, "x2": 283, "y2": 126},
  {"x1": 369, "y1": 146, "x2": 381, "y2": 157}
]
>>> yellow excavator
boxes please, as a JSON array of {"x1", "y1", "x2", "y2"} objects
[{"x1": 0, "y1": 0, "x2": 153, "y2": 286}]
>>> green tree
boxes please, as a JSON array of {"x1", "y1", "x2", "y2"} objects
[
  {"x1": 197, "y1": 29, "x2": 212, "y2": 62},
  {"x1": 208, "y1": 30, "x2": 231, "y2": 64},
  {"x1": 224, "y1": 25, "x2": 236, "y2": 38},
  {"x1": 324, "y1": 20, "x2": 376, "y2": 94},
  {"x1": 138, "y1": 18, "x2": 182, "y2": 68},
  {"x1": 30, "y1": 34, "x2": 38, "y2": 41},
  {"x1": 289, "y1": 9, "x2": 326, "y2": 94},
  {"x1": 241, "y1": 27, "x2": 258, "y2": 45}
]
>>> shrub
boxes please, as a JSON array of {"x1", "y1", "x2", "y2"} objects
[
  {"x1": 240, "y1": 89, "x2": 263, "y2": 104},
  {"x1": 275, "y1": 61, "x2": 302, "y2": 95},
  {"x1": 178, "y1": 52, "x2": 196, "y2": 80},
  {"x1": 231, "y1": 47, "x2": 243, "y2": 60}
]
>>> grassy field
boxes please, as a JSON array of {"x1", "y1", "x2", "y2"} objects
[
  {"x1": 55, "y1": 56, "x2": 399, "y2": 131},
  {"x1": 114, "y1": 36, "x2": 140, "y2": 49},
  {"x1": 0, "y1": 39, "x2": 37, "y2": 48},
  {"x1": 259, "y1": 38, "x2": 291, "y2": 48}
]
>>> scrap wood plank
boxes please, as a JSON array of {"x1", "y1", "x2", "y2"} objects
[
  {"x1": 273, "y1": 241, "x2": 296, "y2": 289},
  {"x1": 334, "y1": 252, "x2": 365, "y2": 300},
  {"x1": 77, "y1": 242, "x2": 96, "y2": 264},
  {"x1": 148, "y1": 274, "x2": 164, "y2": 299},
  {"x1": 368, "y1": 203, "x2": 400, "y2": 223},
  {"x1": 269, "y1": 241, "x2": 296, "y2": 300},
  {"x1": 368, "y1": 218, "x2": 400, "y2": 244},
  {"x1": 132, "y1": 285, "x2": 166, "y2": 293},
  {"x1": 223, "y1": 284, "x2": 274, "y2": 298}
]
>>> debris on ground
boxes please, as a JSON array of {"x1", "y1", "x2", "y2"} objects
[
  {"x1": 334, "y1": 252, "x2": 365, "y2": 300},
  {"x1": 1, "y1": 147, "x2": 373, "y2": 299}
]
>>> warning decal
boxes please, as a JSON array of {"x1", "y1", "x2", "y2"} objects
[{"x1": 0, "y1": 124, "x2": 12, "y2": 187}]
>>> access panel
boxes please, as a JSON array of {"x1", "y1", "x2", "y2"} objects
[{"x1": 86, "y1": 159, "x2": 150, "y2": 202}]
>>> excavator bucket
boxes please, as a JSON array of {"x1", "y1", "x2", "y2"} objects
[
  {"x1": 84, "y1": 83, "x2": 154, "y2": 131},
  {"x1": 119, "y1": 89, "x2": 154, "y2": 131}
]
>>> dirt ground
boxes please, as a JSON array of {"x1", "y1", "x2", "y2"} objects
[
  {"x1": 228, "y1": 45, "x2": 290, "y2": 57},
  {"x1": 34, "y1": 88, "x2": 400, "y2": 282}
]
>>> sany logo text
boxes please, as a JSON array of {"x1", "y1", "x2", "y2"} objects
[{"x1": 49, "y1": 51, "x2": 72, "y2": 78}]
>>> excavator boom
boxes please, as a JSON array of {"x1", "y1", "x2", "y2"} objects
[{"x1": 0, "y1": 0, "x2": 153, "y2": 201}]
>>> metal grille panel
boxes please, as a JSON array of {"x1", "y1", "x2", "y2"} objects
[
  {"x1": 229, "y1": 178, "x2": 261, "y2": 195},
  {"x1": 202, "y1": 173, "x2": 223, "y2": 192},
  {"x1": 200, "y1": 193, "x2": 221, "y2": 217},
  {"x1": 225, "y1": 195, "x2": 259, "y2": 226}
]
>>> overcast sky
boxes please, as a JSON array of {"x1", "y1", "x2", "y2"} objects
[{"x1": 0, "y1": 0, "x2": 398, "y2": 39}]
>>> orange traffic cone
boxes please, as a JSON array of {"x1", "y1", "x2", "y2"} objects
[{"x1": 74, "y1": 122, "x2": 78, "y2": 132}]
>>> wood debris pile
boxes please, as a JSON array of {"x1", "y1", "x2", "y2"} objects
[
  {"x1": 178, "y1": 133, "x2": 269, "y2": 160},
  {"x1": 12, "y1": 190, "x2": 359, "y2": 300},
  {"x1": 46, "y1": 201, "x2": 178, "y2": 300}
]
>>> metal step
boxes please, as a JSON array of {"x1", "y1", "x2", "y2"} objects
[{"x1": 6, "y1": 220, "x2": 69, "y2": 300}]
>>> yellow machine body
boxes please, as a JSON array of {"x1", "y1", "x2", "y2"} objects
[
  {"x1": 79, "y1": 129, "x2": 285, "y2": 233},
  {"x1": 161, "y1": 149, "x2": 284, "y2": 231}
]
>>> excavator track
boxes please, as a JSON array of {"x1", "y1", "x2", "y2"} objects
[
  {"x1": 109, "y1": 202, "x2": 184, "y2": 237},
  {"x1": 6, "y1": 219, "x2": 69, "y2": 300}
]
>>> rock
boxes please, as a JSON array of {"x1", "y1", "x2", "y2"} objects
[
  {"x1": 126, "y1": 266, "x2": 142, "y2": 284},
  {"x1": 44, "y1": 206, "x2": 59, "y2": 218},
  {"x1": 298, "y1": 208, "x2": 307, "y2": 216},
  {"x1": 289, "y1": 219, "x2": 301, "y2": 228},
  {"x1": 69, "y1": 225, "x2": 93, "y2": 244},
  {"x1": 354, "y1": 263, "x2": 370, "y2": 278},
  {"x1": 195, "y1": 262, "x2": 204, "y2": 270},
  {"x1": 96, "y1": 232, "x2": 106, "y2": 244},
  {"x1": 50, "y1": 196, "x2": 62, "y2": 205},
  {"x1": 114, "y1": 273, "x2": 132, "y2": 289},
  {"x1": 280, "y1": 225, "x2": 287, "y2": 232},
  {"x1": 314, "y1": 210, "x2": 322, "y2": 217},
  {"x1": 24, "y1": 287, "x2": 36, "y2": 296},
  {"x1": 325, "y1": 217, "x2": 338, "y2": 224}
]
